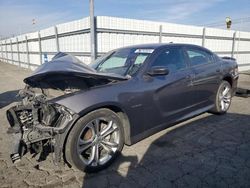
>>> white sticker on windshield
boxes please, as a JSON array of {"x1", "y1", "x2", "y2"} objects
[{"x1": 135, "y1": 49, "x2": 154, "y2": 54}]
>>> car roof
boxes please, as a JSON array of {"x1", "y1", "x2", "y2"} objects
[{"x1": 117, "y1": 43, "x2": 212, "y2": 53}]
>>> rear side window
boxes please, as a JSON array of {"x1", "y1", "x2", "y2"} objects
[
  {"x1": 152, "y1": 47, "x2": 187, "y2": 72},
  {"x1": 186, "y1": 48, "x2": 214, "y2": 66}
]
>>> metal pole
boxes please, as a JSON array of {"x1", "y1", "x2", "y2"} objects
[
  {"x1": 54, "y1": 26, "x2": 60, "y2": 52},
  {"x1": 202, "y1": 27, "x2": 206, "y2": 47},
  {"x1": 236, "y1": 19, "x2": 243, "y2": 60},
  {"x1": 89, "y1": 0, "x2": 96, "y2": 62},
  {"x1": 231, "y1": 32, "x2": 236, "y2": 58},
  {"x1": 16, "y1": 37, "x2": 20, "y2": 66},
  {"x1": 5, "y1": 40, "x2": 7, "y2": 63},
  {"x1": 0, "y1": 41, "x2": 2, "y2": 62},
  {"x1": 38, "y1": 32, "x2": 42, "y2": 65},
  {"x1": 159, "y1": 25, "x2": 162, "y2": 43},
  {"x1": 25, "y1": 35, "x2": 30, "y2": 68},
  {"x1": 10, "y1": 39, "x2": 13, "y2": 64}
]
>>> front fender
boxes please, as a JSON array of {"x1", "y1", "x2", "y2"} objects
[
  {"x1": 51, "y1": 78, "x2": 144, "y2": 146},
  {"x1": 52, "y1": 84, "x2": 127, "y2": 116}
]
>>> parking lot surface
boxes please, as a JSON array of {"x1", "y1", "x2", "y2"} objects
[{"x1": 0, "y1": 62, "x2": 250, "y2": 188}]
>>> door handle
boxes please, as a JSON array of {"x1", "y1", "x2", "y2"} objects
[{"x1": 216, "y1": 69, "x2": 221, "y2": 73}]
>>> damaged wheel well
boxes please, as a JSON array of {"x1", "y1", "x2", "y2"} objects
[
  {"x1": 104, "y1": 105, "x2": 132, "y2": 145},
  {"x1": 223, "y1": 76, "x2": 233, "y2": 86},
  {"x1": 62, "y1": 105, "x2": 132, "y2": 166}
]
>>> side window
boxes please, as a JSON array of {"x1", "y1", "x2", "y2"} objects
[
  {"x1": 152, "y1": 48, "x2": 186, "y2": 72},
  {"x1": 186, "y1": 48, "x2": 214, "y2": 66}
]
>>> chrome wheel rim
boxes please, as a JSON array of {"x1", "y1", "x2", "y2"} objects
[
  {"x1": 219, "y1": 84, "x2": 231, "y2": 111},
  {"x1": 77, "y1": 117, "x2": 120, "y2": 166}
]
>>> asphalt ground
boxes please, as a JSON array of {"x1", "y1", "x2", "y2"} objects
[{"x1": 0, "y1": 62, "x2": 250, "y2": 188}]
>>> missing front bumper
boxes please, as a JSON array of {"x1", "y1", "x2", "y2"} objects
[{"x1": 6, "y1": 105, "x2": 79, "y2": 164}]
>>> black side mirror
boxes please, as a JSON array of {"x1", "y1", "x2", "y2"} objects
[{"x1": 147, "y1": 66, "x2": 169, "y2": 76}]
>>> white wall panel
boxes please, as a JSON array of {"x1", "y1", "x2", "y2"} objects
[
  {"x1": 27, "y1": 32, "x2": 38, "y2": 40},
  {"x1": 12, "y1": 43, "x2": 17, "y2": 51},
  {"x1": 20, "y1": 53, "x2": 27, "y2": 63},
  {"x1": 236, "y1": 54, "x2": 250, "y2": 71},
  {"x1": 205, "y1": 39, "x2": 233, "y2": 52},
  {"x1": 28, "y1": 41, "x2": 39, "y2": 52},
  {"x1": 19, "y1": 42, "x2": 26, "y2": 52},
  {"x1": 234, "y1": 40, "x2": 250, "y2": 52},
  {"x1": 17, "y1": 35, "x2": 26, "y2": 43},
  {"x1": 236, "y1": 31, "x2": 250, "y2": 39},
  {"x1": 162, "y1": 36, "x2": 202, "y2": 45},
  {"x1": 6, "y1": 44, "x2": 11, "y2": 51},
  {"x1": 206, "y1": 28, "x2": 234, "y2": 37},
  {"x1": 13, "y1": 53, "x2": 18, "y2": 61},
  {"x1": 162, "y1": 23, "x2": 202, "y2": 35},
  {"x1": 59, "y1": 34, "x2": 90, "y2": 52},
  {"x1": 7, "y1": 53, "x2": 11, "y2": 61},
  {"x1": 57, "y1": 17, "x2": 90, "y2": 34},
  {"x1": 40, "y1": 27, "x2": 55, "y2": 38},
  {"x1": 29, "y1": 54, "x2": 40, "y2": 65},
  {"x1": 97, "y1": 16, "x2": 159, "y2": 32},
  {"x1": 41, "y1": 39, "x2": 57, "y2": 52},
  {"x1": 12, "y1": 53, "x2": 19, "y2": 66},
  {"x1": 1, "y1": 16, "x2": 250, "y2": 71}
]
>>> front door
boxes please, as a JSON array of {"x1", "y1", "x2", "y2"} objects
[{"x1": 142, "y1": 46, "x2": 196, "y2": 129}]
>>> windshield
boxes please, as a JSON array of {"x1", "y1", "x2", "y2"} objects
[{"x1": 92, "y1": 48, "x2": 154, "y2": 76}]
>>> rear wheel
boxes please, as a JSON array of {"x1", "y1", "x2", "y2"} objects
[
  {"x1": 65, "y1": 108, "x2": 124, "y2": 172},
  {"x1": 210, "y1": 80, "x2": 232, "y2": 114}
]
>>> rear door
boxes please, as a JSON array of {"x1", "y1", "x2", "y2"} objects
[{"x1": 184, "y1": 46, "x2": 221, "y2": 106}]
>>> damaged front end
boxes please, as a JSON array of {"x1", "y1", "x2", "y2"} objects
[
  {"x1": 6, "y1": 52, "x2": 127, "y2": 165},
  {"x1": 6, "y1": 85, "x2": 79, "y2": 164}
]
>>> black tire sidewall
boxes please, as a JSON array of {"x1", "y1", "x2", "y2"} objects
[{"x1": 65, "y1": 108, "x2": 124, "y2": 172}]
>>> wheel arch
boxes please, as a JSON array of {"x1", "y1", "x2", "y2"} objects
[
  {"x1": 62, "y1": 103, "x2": 132, "y2": 158},
  {"x1": 102, "y1": 105, "x2": 132, "y2": 145},
  {"x1": 222, "y1": 75, "x2": 233, "y2": 86}
]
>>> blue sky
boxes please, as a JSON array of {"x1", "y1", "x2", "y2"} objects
[{"x1": 0, "y1": 0, "x2": 250, "y2": 37}]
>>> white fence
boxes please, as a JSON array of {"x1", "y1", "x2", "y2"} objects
[{"x1": 1, "y1": 16, "x2": 250, "y2": 71}]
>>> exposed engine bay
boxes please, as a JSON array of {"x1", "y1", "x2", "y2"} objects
[
  {"x1": 6, "y1": 76, "x2": 116, "y2": 164},
  {"x1": 6, "y1": 84, "x2": 78, "y2": 163}
]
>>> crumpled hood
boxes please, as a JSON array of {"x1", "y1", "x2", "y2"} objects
[{"x1": 24, "y1": 52, "x2": 128, "y2": 86}]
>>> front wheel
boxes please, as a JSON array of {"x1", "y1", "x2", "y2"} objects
[
  {"x1": 65, "y1": 108, "x2": 124, "y2": 172},
  {"x1": 209, "y1": 80, "x2": 232, "y2": 114}
]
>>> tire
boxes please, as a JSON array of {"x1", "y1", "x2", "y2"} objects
[
  {"x1": 65, "y1": 108, "x2": 124, "y2": 172},
  {"x1": 209, "y1": 80, "x2": 232, "y2": 114}
]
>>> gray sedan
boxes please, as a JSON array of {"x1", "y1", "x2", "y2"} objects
[{"x1": 6, "y1": 43, "x2": 238, "y2": 172}]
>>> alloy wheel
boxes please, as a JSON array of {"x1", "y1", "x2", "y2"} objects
[
  {"x1": 77, "y1": 117, "x2": 120, "y2": 167},
  {"x1": 219, "y1": 83, "x2": 232, "y2": 111}
]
